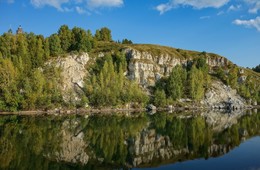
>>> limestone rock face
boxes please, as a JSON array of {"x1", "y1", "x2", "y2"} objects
[
  {"x1": 202, "y1": 80, "x2": 246, "y2": 108},
  {"x1": 125, "y1": 48, "x2": 229, "y2": 88},
  {"x1": 206, "y1": 55, "x2": 228, "y2": 67},
  {"x1": 54, "y1": 53, "x2": 89, "y2": 102},
  {"x1": 125, "y1": 48, "x2": 187, "y2": 87}
]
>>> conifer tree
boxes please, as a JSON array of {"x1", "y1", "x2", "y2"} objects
[
  {"x1": 49, "y1": 34, "x2": 62, "y2": 57},
  {"x1": 58, "y1": 25, "x2": 72, "y2": 52}
]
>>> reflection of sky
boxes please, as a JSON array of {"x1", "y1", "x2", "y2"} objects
[{"x1": 139, "y1": 136, "x2": 260, "y2": 170}]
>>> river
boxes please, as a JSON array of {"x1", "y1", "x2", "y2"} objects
[{"x1": 0, "y1": 109, "x2": 259, "y2": 170}]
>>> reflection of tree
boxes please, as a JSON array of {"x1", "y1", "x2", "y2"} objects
[
  {"x1": 0, "y1": 115, "x2": 63, "y2": 169},
  {"x1": 0, "y1": 111, "x2": 260, "y2": 169},
  {"x1": 84, "y1": 114, "x2": 148, "y2": 164}
]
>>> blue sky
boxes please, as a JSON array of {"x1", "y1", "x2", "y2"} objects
[{"x1": 0, "y1": 0, "x2": 260, "y2": 68}]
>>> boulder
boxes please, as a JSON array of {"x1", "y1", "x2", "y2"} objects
[{"x1": 146, "y1": 104, "x2": 156, "y2": 111}]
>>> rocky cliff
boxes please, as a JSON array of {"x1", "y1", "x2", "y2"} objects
[
  {"x1": 49, "y1": 53, "x2": 89, "y2": 103},
  {"x1": 202, "y1": 80, "x2": 246, "y2": 109},
  {"x1": 49, "y1": 44, "x2": 259, "y2": 107},
  {"x1": 125, "y1": 47, "x2": 229, "y2": 87}
]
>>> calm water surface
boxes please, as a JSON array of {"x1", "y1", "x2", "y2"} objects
[{"x1": 0, "y1": 110, "x2": 259, "y2": 170}]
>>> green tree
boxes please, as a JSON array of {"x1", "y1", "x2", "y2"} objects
[
  {"x1": 26, "y1": 33, "x2": 37, "y2": 59},
  {"x1": 228, "y1": 67, "x2": 238, "y2": 88},
  {"x1": 71, "y1": 27, "x2": 91, "y2": 52},
  {"x1": 188, "y1": 66, "x2": 205, "y2": 101},
  {"x1": 0, "y1": 58, "x2": 20, "y2": 111},
  {"x1": 252, "y1": 64, "x2": 260, "y2": 73},
  {"x1": 122, "y1": 39, "x2": 133, "y2": 44},
  {"x1": 153, "y1": 89, "x2": 167, "y2": 107},
  {"x1": 44, "y1": 38, "x2": 50, "y2": 60},
  {"x1": 95, "y1": 27, "x2": 112, "y2": 41},
  {"x1": 0, "y1": 33, "x2": 13, "y2": 58},
  {"x1": 58, "y1": 25, "x2": 72, "y2": 52},
  {"x1": 15, "y1": 34, "x2": 30, "y2": 74},
  {"x1": 33, "y1": 37, "x2": 44, "y2": 68},
  {"x1": 49, "y1": 34, "x2": 62, "y2": 57},
  {"x1": 166, "y1": 65, "x2": 185, "y2": 100}
]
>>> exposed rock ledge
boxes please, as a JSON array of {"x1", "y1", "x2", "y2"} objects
[
  {"x1": 53, "y1": 53, "x2": 89, "y2": 102},
  {"x1": 125, "y1": 48, "x2": 228, "y2": 87},
  {"x1": 46, "y1": 49, "x2": 248, "y2": 109},
  {"x1": 202, "y1": 81, "x2": 246, "y2": 108}
]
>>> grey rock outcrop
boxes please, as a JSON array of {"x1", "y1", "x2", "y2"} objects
[
  {"x1": 125, "y1": 48, "x2": 229, "y2": 88},
  {"x1": 206, "y1": 55, "x2": 228, "y2": 67},
  {"x1": 125, "y1": 48, "x2": 187, "y2": 87},
  {"x1": 54, "y1": 53, "x2": 89, "y2": 102},
  {"x1": 202, "y1": 81, "x2": 246, "y2": 108}
]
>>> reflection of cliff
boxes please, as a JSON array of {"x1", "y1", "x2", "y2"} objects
[
  {"x1": 0, "y1": 110, "x2": 259, "y2": 169},
  {"x1": 128, "y1": 128, "x2": 229, "y2": 167},
  {"x1": 47, "y1": 119, "x2": 89, "y2": 164},
  {"x1": 128, "y1": 110, "x2": 259, "y2": 167}
]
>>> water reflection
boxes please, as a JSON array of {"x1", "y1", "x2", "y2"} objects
[{"x1": 0, "y1": 110, "x2": 259, "y2": 169}]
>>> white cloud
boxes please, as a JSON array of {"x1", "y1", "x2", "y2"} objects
[
  {"x1": 29, "y1": 0, "x2": 124, "y2": 14},
  {"x1": 30, "y1": 0, "x2": 69, "y2": 11},
  {"x1": 233, "y1": 17, "x2": 260, "y2": 31},
  {"x1": 228, "y1": 4, "x2": 241, "y2": 11},
  {"x1": 248, "y1": 2, "x2": 260, "y2": 14},
  {"x1": 87, "y1": 0, "x2": 123, "y2": 8},
  {"x1": 156, "y1": 0, "x2": 230, "y2": 14},
  {"x1": 244, "y1": 0, "x2": 260, "y2": 14},
  {"x1": 156, "y1": 3, "x2": 173, "y2": 15},
  {"x1": 217, "y1": 10, "x2": 225, "y2": 15},
  {"x1": 200, "y1": 15, "x2": 211, "y2": 19},
  {"x1": 30, "y1": 0, "x2": 123, "y2": 12},
  {"x1": 63, "y1": 7, "x2": 73, "y2": 12},
  {"x1": 76, "y1": 6, "x2": 86, "y2": 14}
]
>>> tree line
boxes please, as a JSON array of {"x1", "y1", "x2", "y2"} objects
[
  {"x1": 0, "y1": 25, "x2": 115, "y2": 111},
  {"x1": 0, "y1": 25, "x2": 259, "y2": 111}
]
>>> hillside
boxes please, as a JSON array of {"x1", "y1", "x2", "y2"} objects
[{"x1": 0, "y1": 25, "x2": 259, "y2": 112}]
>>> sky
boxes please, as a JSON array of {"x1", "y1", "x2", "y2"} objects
[{"x1": 0, "y1": 0, "x2": 260, "y2": 68}]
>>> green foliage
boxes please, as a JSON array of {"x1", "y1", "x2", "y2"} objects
[
  {"x1": 0, "y1": 25, "x2": 258, "y2": 111},
  {"x1": 188, "y1": 66, "x2": 205, "y2": 101},
  {"x1": 153, "y1": 89, "x2": 167, "y2": 107},
  {"x1": 58, "y1": 25, "x2": 72, "y2": 52},
  {"x1": 227, "y1": 66, "x2": 238, "y2": 88},
  {"x1": 0, "y1": 110, "x2": 260, "y2": 168},
  {"x1": 95, "y1": 27, "x2": 112, "y2": 42},
  {"x1": 154, "y1": 61, "x2": 208, "y2": 103},
  {"x1": 239, "y1": 84, "x2": 251, "y2": 99},
  {"x1": 252, "y1": 64, "x2": 260, "y2": 73},
  {"x1": 0, "y1": 58, "x2": 20, "y2": 111},
  {"x1": 85, "y1": 54, "x2": 148, "y2": 107},
  {"x1": 122, "y1": 38, "x2": 133, "y2": 44},
  {"x1": 166, "y1": 65, "x2": 186, "y2": 100},
  {"x1": 49, "y1": 34, "x2": 62, "y2": 57},
  {"x1": 70, "y1": 27, "x2": 92, "y2": 52}
]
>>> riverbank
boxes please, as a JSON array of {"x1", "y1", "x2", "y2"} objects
[{"x1": 0, "y1": 105, "x2": 259, "y2": 116}]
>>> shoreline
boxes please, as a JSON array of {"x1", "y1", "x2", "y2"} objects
[{"x1": 0, "y1": 105, "x2": 259, "y2": 116}]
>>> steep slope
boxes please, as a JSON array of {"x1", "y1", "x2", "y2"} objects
[
  {"x1": 51, "y1": 42, "x2": 260, "y2": 108},
  {"x1": 47, "y1": 53, "x2": 89, "y2": 103},
  {"x1": 124, "y1": 45, "x2": 229, "y2": 87}
]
